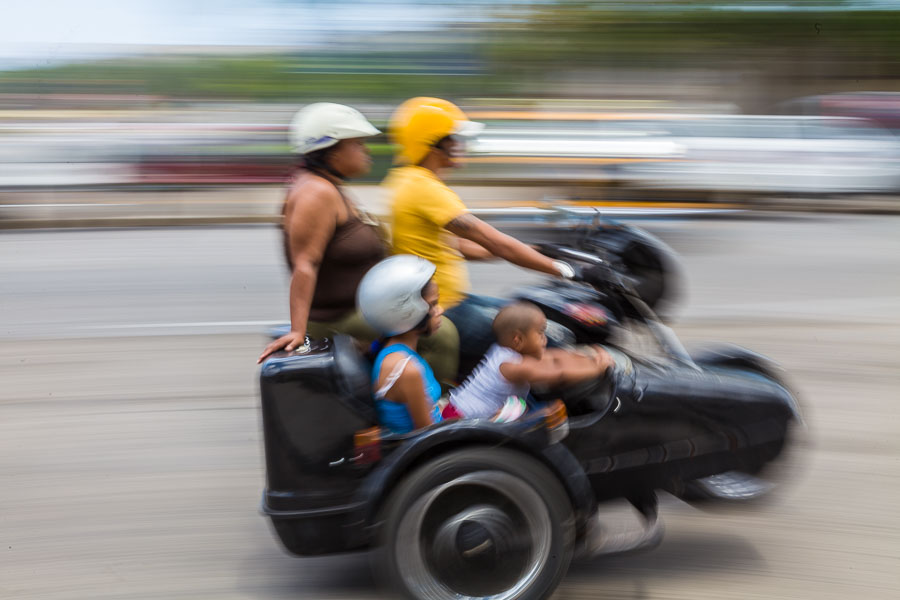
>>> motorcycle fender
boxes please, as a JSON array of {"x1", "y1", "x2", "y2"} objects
[
  {"x1": 595, "y1": 222, "x2": 678, "y2": 265},
  {"x1": 692, "y1": 343, "x2": 784, "y2": 379},
  {"x1": 693, "y1": 344, "x2": 804, "y2": 424},
  {"x1": 345, "y1": 423, "x2": 596, "y2": 547}
]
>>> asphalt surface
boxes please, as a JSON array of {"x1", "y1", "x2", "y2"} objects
[{"x1": 1, "y1": 215, "x2": 899, "y2": 599}]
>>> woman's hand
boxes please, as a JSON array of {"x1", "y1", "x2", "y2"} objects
[
  {"x1": 266, "y1": 175, "x2": 341, "y2": 366},
  {"x1": 258, "y1": 331, "x2": 307, "y2": 364}
]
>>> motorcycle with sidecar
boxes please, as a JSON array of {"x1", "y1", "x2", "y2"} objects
[{"x1": 258, "y1": 217, "x2": 803, "y2": 600}]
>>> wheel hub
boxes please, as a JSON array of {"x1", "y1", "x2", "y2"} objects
[
  {"x1": 457, "y1": 519, "x2": 495, "y2": 559},
  {"x1": 394, "y1": 471, "x2": 554, "y2": 600},
  {"x1": 429, "y1": 504, "x2": 528, "y2": 594}
]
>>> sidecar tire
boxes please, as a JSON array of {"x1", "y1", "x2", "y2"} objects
[
  {"x1": 681, "y1": 470, "x2": 777, "y2": 504},
  {"x1": 373, "y1": 447, "x2": 575, "y2": 600}
]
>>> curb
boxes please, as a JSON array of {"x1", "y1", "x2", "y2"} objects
[
  {"x1": 0, "y1": 215, "x2": 282, "y2": 230},
  {"x1": 2, "y1": 189, "x2": 898, "y2": 230}
]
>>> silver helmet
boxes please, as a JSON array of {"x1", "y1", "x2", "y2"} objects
[{"x1": 358, "y1": 255, "x2": 436, "y2": 336}]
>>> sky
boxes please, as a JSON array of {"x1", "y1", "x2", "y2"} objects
[
  {"x1": 0, "y1": 0, "x2": 477, "y2": 68},
  {"x1": 4, "y1": 1, "x2": 257, "y2": 46},
  {"x1": 0, "y1": 0, "x2": 476, "y2": 46}
]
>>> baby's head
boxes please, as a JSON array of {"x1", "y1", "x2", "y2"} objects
[{"x1": 492, "y1": 302, "x2": 547, "y2": 359}]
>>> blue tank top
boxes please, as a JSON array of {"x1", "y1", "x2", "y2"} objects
[{"x1": 372, "y1": 343, "x2": 442, "y2": 434}]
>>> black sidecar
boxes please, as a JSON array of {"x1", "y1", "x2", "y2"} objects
[{"x1": 259, "y1": 331, "x2": 801, "y2": 600}]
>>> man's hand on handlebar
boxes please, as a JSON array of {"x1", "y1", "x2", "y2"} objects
[
  {"x1": 533, "y1": 242, "x2": 636, "y2": 292},
  {"x1": 258, "y1": 331, "x2": 307, "y2": 364}
]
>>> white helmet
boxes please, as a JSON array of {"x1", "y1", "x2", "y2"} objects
[
  {"x1": 289, "y1": 102, "x2": 380, "y2": 155},
  {"x1": 358, "y1": 255, "x2": 436, "y2": 337}
]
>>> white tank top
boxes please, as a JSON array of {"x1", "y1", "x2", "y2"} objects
[{"x1": 450, "y1": 344, "x2": 530, "y2": 419}]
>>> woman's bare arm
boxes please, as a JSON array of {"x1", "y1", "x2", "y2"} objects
[{"x1": 258, "y1": 179, "x2": 339, "y2": 363}]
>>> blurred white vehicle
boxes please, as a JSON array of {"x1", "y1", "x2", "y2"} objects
[
  {"x1": 460, "y1": 114, "x2": 685, "y2": 183},
  {"x1": 629, "y1": 115, "x2": 900, "y2": 194},
  {"x1": 464, "y1": 114, "x2": 900, "y2": 193}
]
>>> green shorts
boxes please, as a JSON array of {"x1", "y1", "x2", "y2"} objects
[{"x1": 308, "y1": 310, "x2": 460, "y2": 387}]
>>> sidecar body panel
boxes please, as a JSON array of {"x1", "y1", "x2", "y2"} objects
[{"x1": 559, "y1": 352, "x2": 798, "y2": 501}]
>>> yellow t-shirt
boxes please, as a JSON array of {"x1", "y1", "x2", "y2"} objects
[{"x1": 384, "y1": 166, "x2": 469, "y2": 308}]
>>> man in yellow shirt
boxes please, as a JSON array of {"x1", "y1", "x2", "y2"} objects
[
  {"x1": 383, "y1": 163, "x2": 471, "y2": 309},
  {"x1": 384, "y1": 97, "x2": 578, "y2": 374}
]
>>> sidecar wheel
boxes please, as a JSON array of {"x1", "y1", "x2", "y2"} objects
[
  {"x1": 373, "y1": 447, "x2": 575, "y2": 600},
  {"x1": 681, "y1": 470, "x2": 776, "y2": 503}
]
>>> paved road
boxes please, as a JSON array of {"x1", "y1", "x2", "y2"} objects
[{"x1": 1, "y1": 215, "x2": 899, "y2": 599}]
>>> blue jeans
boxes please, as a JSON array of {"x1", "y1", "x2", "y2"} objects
[{"x1": 444, "y1": 294, "x2": 509, "y2": 378}]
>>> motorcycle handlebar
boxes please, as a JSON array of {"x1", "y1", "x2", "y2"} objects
[
  {"x1": 534, "y1": 243, "x2": 606, "y2": 266},
  {"x1": 536, "y1": 243, "x2": 647, "y2": 312}
]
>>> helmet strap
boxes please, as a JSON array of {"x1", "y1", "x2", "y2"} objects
[
  {"x1": 415, "y1": 136, "x2": 454, "y2": 168},
  {"x1": 433, "y1": 135, "x2": 455, "y2": 155},
  {"x1": 412, "y1": 313, "x2": 431, "y2": 333},
  {"x1": 311, "y1": 164, "x2": 345, "y2": 182},
  {"x1": 301, "y1": 148, "x2": 346, "y2": 182}
]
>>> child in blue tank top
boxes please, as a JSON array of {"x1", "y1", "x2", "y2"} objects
[
  {"x1": 372, "y1": 343, "x2": 442, "y2": 433},
  {"x1": 358, "y1": 255, "x2": 449, "y2": 434}
]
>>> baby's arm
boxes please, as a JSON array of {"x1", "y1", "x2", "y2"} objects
[
  {"x1": 500, "y1": 348, "x2": 612, "y2": 387},
  {"x1": 547, "y1": 347, "x2": 613, "y2": 383}
]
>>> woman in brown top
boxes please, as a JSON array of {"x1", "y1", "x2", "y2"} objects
[{"x1": 258, "y1": 103, "x2": 458, "y2": 383}]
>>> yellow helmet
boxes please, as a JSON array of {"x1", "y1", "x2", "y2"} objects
[{"x1": 388, "y1": 97, "x2": 484, "y2": 165}]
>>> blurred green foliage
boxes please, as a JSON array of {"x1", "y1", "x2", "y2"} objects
[
  {"x1": 487, "y1": 4, "x2": 900, "y2": 70},
  {"x1": 1, "y1": 4, "x2": 898, "y2": 102},
  {"x1": 0, "y1": 54, "x2": 495, "y2": 101}
]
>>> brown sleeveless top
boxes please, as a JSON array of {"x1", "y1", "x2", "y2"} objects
[{"x1": 283, "y1": 177, "x2": 385, "y2": 321}]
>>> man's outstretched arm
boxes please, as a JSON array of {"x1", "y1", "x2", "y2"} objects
[{"x1": 445, "y1": 213, "x2": 567, "y2": 276}]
